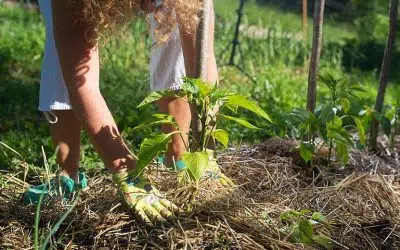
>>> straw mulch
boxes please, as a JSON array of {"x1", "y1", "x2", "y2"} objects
[{"x1": 1, "y1": 137, "x2": 400, "y2": 249}]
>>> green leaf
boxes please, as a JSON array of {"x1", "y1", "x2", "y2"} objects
[
  {"x1": 291, "y1": 108, "x2": 309, "y2": 123},
  {"x1": 210, "y1": 89, "x2": 234, "y2": 103},
  {"x1": 349, "y1": 86, "x2": 367, "y2": 93},
  {"x1": 328, "y1": 128, "x2": 354, "y2": 146},
  {"x1": 327, "y1": 116, "x2": 353, "y2": 146},
  {"x1": 136, "y1": 133, "x2": 173, "y2": 175},
  {"x1": 313, "y1": 234, "x2": 333, "y2": 250},
  {"x1": 299, "y1": 209, "x2": 312, "y2": 215},
  {"x1": 226, "y1": 95, "x2": 272, "y2": 122},
  {"x1": 133, "y1": 114, "x2": 176, "y2": 131},
  {"x1": 182, "y1": 78, "x2": 200, "y2": 95},
  {"x1": 221, "y1": 115, "x2": 260, "y2": 129},
  {"x1": 354, "y1": 117, "x2": 366, "y2": 146},
  {"x1": 336, "y1": 142, "x2": 349, "y2": 165},
  {"x1": 137, "y1": 91, "x2": 182, "y2": 108},
  {"x1": 316, "y1": 104, "x2": 334, "y2": 124},
  {"x1": 339, "y1": 98, "x2": 350, "y2": 113},
  {"x1": 327, "y1": 116, "x2": 343, "y2": 129},
  {"x1": 195, "y1": 79, "x2": 213, "y2": 97},
  {"x1": 211, "y1": 129, "x2": 229, "y2": 148},
  {"x1": 300, "y1": 141, "x2": 314, "y2": 163},
  {"x1": 181, "y1": 151, "x2": 209, "y2": 182},
  {"x1": 290, "y1": 219, "x2": 313, "y2": 244},
  {"x1": 137, "y1": 92, "x2": 164, "y2": 108},
  {"x1": 380, "y1": 116, "x2": 392, "y2": 137},
  {"x1": 224, "y1": 104, "x2": 239, "y2": 114},
  {"x1": 0, "y1": 141, "x2": 23, "y2": 159},
  {"x1": 311, "y1": 212, "x2": 326, "y2": 223},
  {"x1": 280, "y1": 210, "x2": 300, "y2": 221}
]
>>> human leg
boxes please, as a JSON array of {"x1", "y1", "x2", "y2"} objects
[{"x1": 47, "y1": 110, "x2": 82, "y2": 181}]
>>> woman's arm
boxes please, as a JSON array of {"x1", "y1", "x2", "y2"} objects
[{"x1": 51, "y1": 0, "x2": 135, "y2": 173}]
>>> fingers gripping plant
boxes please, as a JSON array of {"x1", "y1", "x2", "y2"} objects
[{"x1": 133, "y1": 78, "x2": 271, "y2": 183}]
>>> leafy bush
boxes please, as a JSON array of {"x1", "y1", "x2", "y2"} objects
[{"x1": 290, "y1": 73, "x2": 366, "y2": 166}]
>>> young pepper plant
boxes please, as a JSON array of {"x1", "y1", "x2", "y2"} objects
[
  {"x1": 291, "y1": 72, "x2": 365, "y2": 167},
  {"x1": 360, "y1": 101, "x2": 400, "y2": 153},
  {"x1": 132, "y1": 78, "x2": 272, "y2": 182}
]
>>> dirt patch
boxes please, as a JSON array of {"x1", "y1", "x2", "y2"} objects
[{"x1": 1, "y1": 138, "x2": 400, "y2": 249}]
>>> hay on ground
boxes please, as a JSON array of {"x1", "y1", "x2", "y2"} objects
[{"x1": 1, "y1": 138, "x2": 400, "y2": 249}]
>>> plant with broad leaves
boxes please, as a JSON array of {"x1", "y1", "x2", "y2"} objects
[
  {"x1": 360, "y1": 100, "x2": 400, "y2": 153},
  {"x1": 280, "y1": 209, "x2": 332, "y2": 249},
  {"x1": 291, "y1": 72, "x2": 365, "y2": 167},
  {"x1": 132, "y1": 78, "x2": 272, "y2": 183}
]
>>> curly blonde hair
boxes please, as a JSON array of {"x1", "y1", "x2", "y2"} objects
[{"x1": 76, "y1": 0, "x2": 202, "y2": 45}]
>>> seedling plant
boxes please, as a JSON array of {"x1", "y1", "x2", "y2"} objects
[
  {"x1": 280, "y1": 209, "x2": 332, "y2": 249},
  {"x1": 291, "y1": 73, "x2": 366, "y2": 167},
  {"x1": 133, "y1": 78, "x2": 271, "y2": 187}
]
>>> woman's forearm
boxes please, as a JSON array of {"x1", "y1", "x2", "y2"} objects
[{"x1": 51, "y1": 0, "x2": 135, "y2": 173}]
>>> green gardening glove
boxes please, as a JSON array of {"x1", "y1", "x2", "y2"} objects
[
  {"x1": 203, "y1": 157, "x2": 235, "y2": 188},
  {"x1": 113, "y1": 171, "x2": 180, "y2": 225}
]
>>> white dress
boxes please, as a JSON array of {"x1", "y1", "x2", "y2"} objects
[{"x1": 38, "y1": 0, "x2": 186, "y2": 112}]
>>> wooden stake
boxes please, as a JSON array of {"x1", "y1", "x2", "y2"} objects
[
  {"x1": 369, "y1": 0, "x2": 398, "y2": 151},
  {"x1": 192, "y1": 0, "x2": 211, "y2": 151},
  {"x1": 306, "y1": 0, "x2": 325, "y2": 113},
  {"x1": 303, "y1": 0, "x2": 308, "y2": 41}
]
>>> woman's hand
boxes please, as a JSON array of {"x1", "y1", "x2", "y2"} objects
[{"x1": 113, "y1": 172, "x2": 181, "y2": 225}]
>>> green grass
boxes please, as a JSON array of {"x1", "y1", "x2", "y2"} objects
[
  {"x1": 214, "y1": 0, "x2": 356, "y2": 42},
  {"x1": 0, "y1": 2, "x2": 398, "y2": 176}
]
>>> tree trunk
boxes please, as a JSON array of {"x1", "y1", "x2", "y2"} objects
[
  {"x1": 369, "y1": 0, "x2": 399, "y2": 151},
  {"x1": 306, "y1": 0, "x2": 325, "y2": 113}
]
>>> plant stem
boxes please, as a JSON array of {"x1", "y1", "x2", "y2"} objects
[
  {"x1": 34, "y1": 193, "x2": 45, "y2": 250},
  {"x1": 204, "y1": 121, "x2": 217, "y2": 151},
  {"x1": 328, "y1": 139, "x2": 333, "y2": 166},
  {"x1": 200, "y1": 114, "x2": 208, "y2": 151},
  {"x1": 178, "y1": 131, "x2": 190, "y2": 152}
]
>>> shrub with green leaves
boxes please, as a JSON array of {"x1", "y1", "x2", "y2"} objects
[
  {"x1": 359, "y1": 100, "x2": 400, "y2": 153},
  {"x1": 291, "y1": 73, "x2": 366, "y2": 166},
  {"x1": 133, "y1": 78, "x2": 271, "y2": 183}
]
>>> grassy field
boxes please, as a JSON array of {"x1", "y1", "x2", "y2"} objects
[{"x1": 214, "y1": 0, "x2": 357, "y2": 41}]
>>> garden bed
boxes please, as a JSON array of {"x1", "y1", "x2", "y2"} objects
[{"x1": 1, "y1": 137, "x2": 399, "y2": 249}]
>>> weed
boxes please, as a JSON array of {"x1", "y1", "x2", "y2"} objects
[{"x1": 280, "y1": 209, "x2": 332, "y2": 249}]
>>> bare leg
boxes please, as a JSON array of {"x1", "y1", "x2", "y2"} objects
[
  {"x1": 160, "y1": 0, "x2": 218, "y2": 164},
  {"x1": 157, "y1": 97, "x2": 191, "y2": 166},
  {"x1": 48, "y1": 110, "x2": 81, "y2": 181}
]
